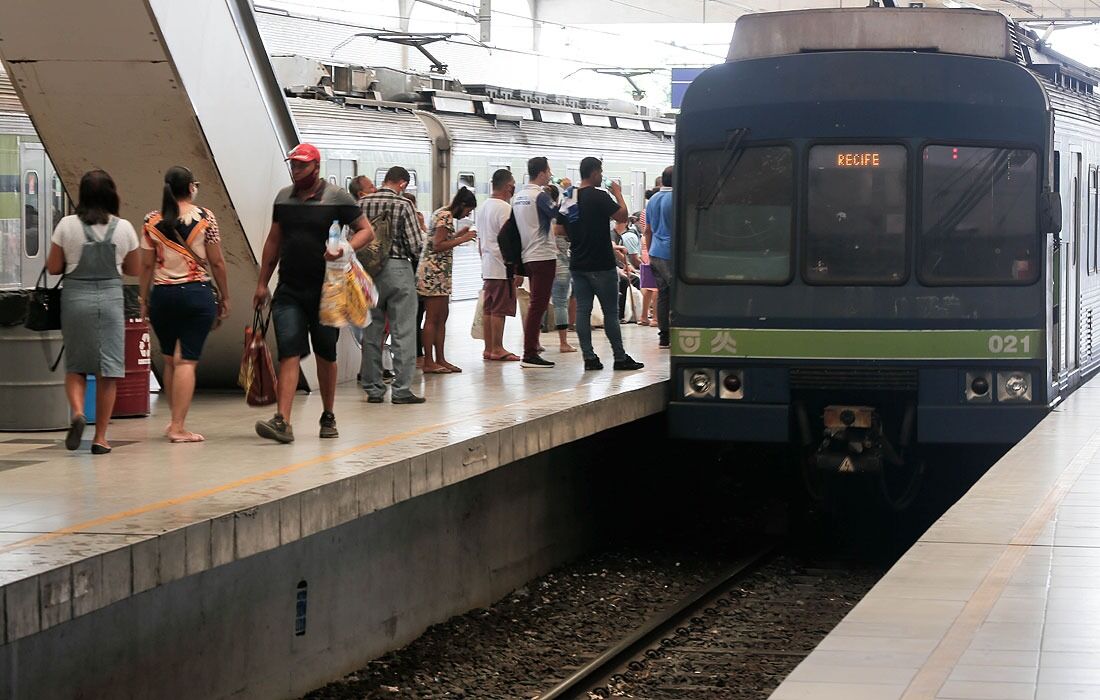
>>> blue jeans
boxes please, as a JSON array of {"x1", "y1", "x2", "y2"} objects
[
  {"x1": 551, "y1": 263, "x2": 571, "y2": 329},
  {"x1": 361, "y1": 261, "x2": 418, "y2": 399},
  {"x1": 571, "y1": 268, "x2": 626, "y2": 362}
]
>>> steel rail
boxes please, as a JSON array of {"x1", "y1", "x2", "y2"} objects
[{"x1": 538, "y1": 544, "x2": 777, "y2": 700}]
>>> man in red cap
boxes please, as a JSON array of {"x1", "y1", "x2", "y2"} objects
[{"x1": 252, "y1": 143, "x2": 374, "y2": 443}]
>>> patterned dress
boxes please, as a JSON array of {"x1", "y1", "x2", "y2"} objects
[{"x1": 416, "y1": 208, "x2": 459, "y2": 297}]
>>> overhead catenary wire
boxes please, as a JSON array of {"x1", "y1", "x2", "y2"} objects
[
  {"x1": 257, "y1": 2, "x2": 719, "y2": 81},
  {"x1": 261, "y1": 0, "x2": 729, "y2": 61}
]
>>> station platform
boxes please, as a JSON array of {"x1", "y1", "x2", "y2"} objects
[
  {"x1": 0, "y1": 302, "x2": 667, "y2": 687},
  {"x1": 773, "y1": 379, "x2": 1100, "y2": 700}
]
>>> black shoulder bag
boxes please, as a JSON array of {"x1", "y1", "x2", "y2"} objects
[{"x1": 24, "y1": 266, "x2": 62, "y2": 332}]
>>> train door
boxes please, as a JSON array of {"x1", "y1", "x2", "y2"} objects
[
  {"x1": 631, "y1": 170, "x2": 646, "y2": 213},
  {"x1": 19, "y1": 142, "x2": 46, "y2": 289},
  {"x1": 324, "y1": 159, "x2": 356, "y2": 191},
  {"x1": 1069, "y1": 152, "x2": 1083, "y2": 373},
  {"x1": 1053, "y1": 151, "x2": 1064, "y2": 378}
]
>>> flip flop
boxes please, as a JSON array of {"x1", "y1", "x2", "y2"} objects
[
  {"x1": 440, "y1": 363, "x2": 463, "y2": 373},
  {"x1": 490, "y1": 353, "x2": 521, "y2": 362},
  {"x1": 169, "y1": 432, "x2": 206, "y2": 443},
  {"x1": 65, "y1": 415, "x2": 86, "y2": 451},
  {"x1": 423, "y1": 366, "x2": 452, "y2": 374}
]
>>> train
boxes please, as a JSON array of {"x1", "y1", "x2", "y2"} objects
[
  {"x1": 0, "y1": 57, "x2": 675, "y2": 303},
  {"x1": 668, "y1": 8, "x2": 1100, "y2": 509},
  {"x1": 274, "y1": 58, "x2": 674, "y2": 301}
]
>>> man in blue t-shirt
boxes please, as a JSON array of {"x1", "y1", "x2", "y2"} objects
[{"x1": 644, "y1": 166, "x2": 674, "y2": 349}]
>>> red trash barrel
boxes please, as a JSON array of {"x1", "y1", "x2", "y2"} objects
[{"x1": 113, "y1": 318, "x2": 151, "y2": 417}]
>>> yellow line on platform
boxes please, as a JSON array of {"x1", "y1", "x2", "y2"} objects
[{"x1": 0, "y1": 382, "x2": 614, "y2": 556}]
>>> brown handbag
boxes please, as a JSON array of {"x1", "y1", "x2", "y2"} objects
[{"x1": 239, "y1": 308, "x2": 277, "y2": 406}]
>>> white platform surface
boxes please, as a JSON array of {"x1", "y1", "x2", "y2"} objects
[
  {"x1": 773, "y1": 381, "x2": 1100, "y2": 700},
  {"x1": 0, "y1": 301, "x2": 668, "y2": 644}
]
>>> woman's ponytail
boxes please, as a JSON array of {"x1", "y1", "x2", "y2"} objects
[{"x1": 155, "y1": 166, "x2": 193, "y2": 242}]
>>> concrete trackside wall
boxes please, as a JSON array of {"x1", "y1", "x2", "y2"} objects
[{"x1": 0, "y1": 431, "x2": 633, "y2": 700}]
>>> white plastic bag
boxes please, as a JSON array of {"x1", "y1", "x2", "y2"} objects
[
  {"x1": 471, "y1": 291, "x2": 486, "y2": 340},
  {"x1": 516, "y1": 286, "x2": 531, "y2": 325}
]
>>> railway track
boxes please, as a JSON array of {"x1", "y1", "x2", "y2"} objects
[
  {"x1": 538, "y1": 546, "x2": 777, "y2": 700},
  {"x1": 537, "y1": 547, "x2": 878, "y2": 700}
]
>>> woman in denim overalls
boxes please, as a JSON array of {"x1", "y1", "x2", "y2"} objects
[{"x1": 46, "y1": 170, "x2": 141, "y2": 454}]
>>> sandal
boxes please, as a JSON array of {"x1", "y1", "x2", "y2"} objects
[
  {"x1": 440, "y1": 362, "x2": 463, "y2": 373},
  {"x1": 169, "y1": 432, "x2": 206, "y2": 443},
  {"x1": 490, "y1": 352, "x2": 521, "y2": 362},
  {"x1": 423, "y1": 365, "x2": 452, "y2": 374}
]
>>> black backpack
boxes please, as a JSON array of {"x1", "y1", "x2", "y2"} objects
[{"x1": 497, "y1": 211, "x2": 526, "y2": 277}]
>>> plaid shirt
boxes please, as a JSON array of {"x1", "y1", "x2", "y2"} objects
[{"x1": 358, "y1": 187, "x2": 424, "y2": 261}]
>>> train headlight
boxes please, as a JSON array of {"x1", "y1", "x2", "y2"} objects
[
  {"x1": 997, "y1": 371, "x2": 1032, "y2": 403},
  {"x1": 719, "y1": 370, "x2": 744, "y2": 400},
  {"x1": 683, "y1": 369, "x2": 716, "y2": 398},
  {"x1": 965, "y1": 371, "x2": 992, "y2": 403}
]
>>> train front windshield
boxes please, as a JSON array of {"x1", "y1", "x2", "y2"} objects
[
  {"x1": 681, "y1": 143, "x2": 1040, "y2": 287},
  {"x1": 682, "y1": 145, "x2": 794, "y2": 284},
  {"x1": 920, "y1": 146, "x2": 1039, "y2": 285}
]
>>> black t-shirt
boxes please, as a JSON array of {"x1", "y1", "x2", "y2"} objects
[
  {"x1": 271, "y1": 181, "x2": 360, "y2": 304},
  {"x1": 558, "y1": 187, "x2": 620, "y2": 272}
]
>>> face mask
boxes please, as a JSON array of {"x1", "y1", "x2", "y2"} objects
[{"x1": 292, "y1": 165, "x2": 319, "y2": 191}]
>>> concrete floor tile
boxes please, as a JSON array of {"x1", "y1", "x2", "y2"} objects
[
  {"x1": 158, "y1": 529, "x2": 187, "y2": 585},
  {"x1": 770, "y1": 681, "x2": 905, "y2": 700},
  {"x1": 949, "y1": 665, "x2": 1037, "y2": 684},
  {"x1": 184, "y1": 520, "x2": 211, "y2": 576},
  {"x1": 279, "y1": 495, "x2": 302, "y2": 545},
  {"x1": 4, "y1": 575, "x2": 37, "y2": 641},
  {"x1": 1036, "y1": 683, "x2": 1100, "y2": 699},
  {"x1": 936, "y1": 681, "x2": 1035, "y2": 699},
  {"x1": 38, "y1": 565, "x2": 71, "y2": 630},
  {"x1": 785, "y1": 663, "x2": 917, "y2": 685}
]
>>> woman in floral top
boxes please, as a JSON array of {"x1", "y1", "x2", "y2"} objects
[
  {"x1": 416, "y1": 188, "x2": 477, "y2": 373},
  {"x1": 138, "y1": 166, "x2": 230, "y2": 443}
]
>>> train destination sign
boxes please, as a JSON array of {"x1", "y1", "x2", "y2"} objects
[{"x1": 835, "y1": 152, "x2": 881, "y2": 168}]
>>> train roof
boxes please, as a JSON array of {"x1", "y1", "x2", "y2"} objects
[
  {"x1": 727, "y1": 8, "x2": 1098, "y2": 100},
  {"x1": 728, "y1": 8, "x2": 1017, "y2": 61}
]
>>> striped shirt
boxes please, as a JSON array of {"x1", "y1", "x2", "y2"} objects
[{"x1": 358, "y1": 187, "x2": 424, "y2": 261}]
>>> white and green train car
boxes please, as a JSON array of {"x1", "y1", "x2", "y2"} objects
[{"x1": 0, "y1": 71, "x2": 69, "y2": 292}]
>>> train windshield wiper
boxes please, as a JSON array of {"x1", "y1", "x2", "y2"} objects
[{"x1": 697, "y1": 128, "x2": 750, "y2": 212}]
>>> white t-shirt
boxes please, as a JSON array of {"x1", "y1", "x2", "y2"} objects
[
  {"x1": 51, "y1": 215, "x2": 140, "y2": 275},
  {"x1": 476, "y1": 197, "x2": 512, "y2": 280},
  {"x1": 511, "y1": 184, "x2": 557, "y2": 264}
]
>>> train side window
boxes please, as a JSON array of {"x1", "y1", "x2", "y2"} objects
[
  {"x1": 406, "y1": 169, "x2": 418, "y2": 193},
  {"x1": 23, "y1": 170, "x2": 40, "y2": 257},
  {"x1": 805, "y1": 145, "x2": 907, "y2": 284},
  {"x1": 681, "y1": 145, "x2": 793, "y2": 284},
  {"x1": 919, "y1": 146, "x2": 1039, "y2": 285},
  {"x1": 458, "y1": 172, "x2": 476, "y2": 192},
  {"x1": 375, "y1": 169, "x2": 387, "y2": 185}
]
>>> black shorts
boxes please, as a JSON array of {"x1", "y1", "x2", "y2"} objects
[
  {"x1": 271, "y1": 293, "x2": 338, "y2": 362},
  {"x1": 148, "y1": 282, "x2": 217, "y2": 361}
]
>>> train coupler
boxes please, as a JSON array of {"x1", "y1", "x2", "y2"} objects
[{"x1": 812, "y1": 405, "x2": 895, "y2": 475}]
